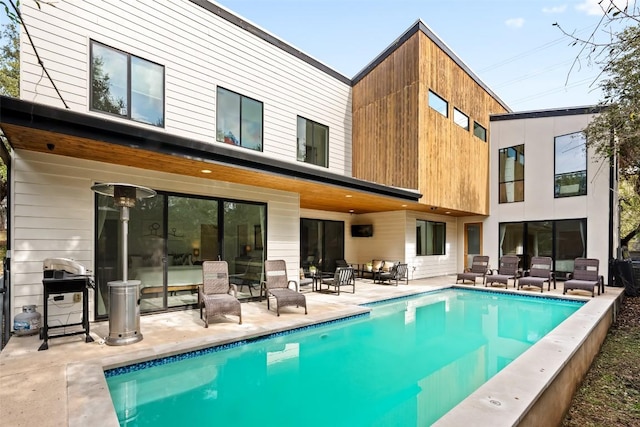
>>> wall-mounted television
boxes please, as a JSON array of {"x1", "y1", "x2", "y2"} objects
[{"x1": 351, "y1": 224, "x2": 373, "y2": 237}]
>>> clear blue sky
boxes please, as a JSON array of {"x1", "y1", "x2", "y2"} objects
[
  {"x1": 215, "y1": 0, "x2": 634, "y2": 111},
  {"x1": 1, "y1": 0, "x2": 635, "y2": 111}
]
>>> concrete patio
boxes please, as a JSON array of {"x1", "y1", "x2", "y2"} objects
[{"x1": 0, "y1": 276, "x2": 623, "y2": 427}]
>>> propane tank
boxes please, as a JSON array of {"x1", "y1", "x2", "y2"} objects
[{"x1": 14, "y1": 305, "x2": 42, "y2": 336}]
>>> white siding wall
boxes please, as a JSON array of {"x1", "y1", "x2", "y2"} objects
[
  {"x1": 11, "y1": 150, "x2": 300, "y2": 323},
  {"x1": 345, "y1": 211, "x2": 457, "y2": 280},
  {"x1": 487, "y1": 112, "x2": 614, "y2": 280},
  {"x1": 19, "y1": 0, "x2": 353, "y2": 175}
]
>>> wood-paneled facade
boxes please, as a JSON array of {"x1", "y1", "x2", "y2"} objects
[
  {"x1": 352, "y1": 22, "x2": 510, "y2": 215},
  {"x1": 1, "y1": 3, "x2": 517, "y2": 329}
]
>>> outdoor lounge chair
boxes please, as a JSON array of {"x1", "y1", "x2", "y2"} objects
[
  {"x1": 377, "y1": 263, "x2": 409, "y2": 286},
  {"x1": 320, "y1": 266, "x2": 355, "y2": 295},
  {"x1": 517, "y1": 256, "x2": 555, "y2": 293},
  {"x1": 456, "y1": 255, "x2": 490, "y2": 286},
  {"x1": 199, "y1": 261, "x2": 242, "y2": 327},
  {"x1": 485, "y1": 255, "x2": 520, "y2": 288},
  {"x1": 261, "y1": 260, "x2": 307, "y2": 316},
  {"x1": 563, "y1": 258, "x2": 603, "y2": 297}
]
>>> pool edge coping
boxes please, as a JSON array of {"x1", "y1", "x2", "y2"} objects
[{"x1": 67, "y1": 285, "x2": 619, "y2": 427}]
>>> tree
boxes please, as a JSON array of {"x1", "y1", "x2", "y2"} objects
[
  {"x1": 555, "y1": 2, "x2": 640, "y2": 247},
  {"x1": 584, "y1": 24, "x2": 640, "y2": 246},
  {"x1": 0, "y1": 20, "x2": 18, "y2": 237},
  {"x1": 0, "y1": 21, "x2": 18, "y2": 97}
]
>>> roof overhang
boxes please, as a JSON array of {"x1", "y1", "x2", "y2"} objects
[{"x1": 0, "y1": 97, "x2": 431, "y2": 214}]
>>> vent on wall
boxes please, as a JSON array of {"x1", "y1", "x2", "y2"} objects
[{"x1": 351, "y1": 224, "x2": 373, "y2": 237}]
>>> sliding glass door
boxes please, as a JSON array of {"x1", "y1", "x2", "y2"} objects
[
  {"x1": 300, "y1": 219, "x2": 344, "y2": 274},
  {"x1": 498, "y1": 218, "x2": 586, "y2": 277},
  {"x1": 95, "y1": 191, "x2": 266, "y2": 319}
]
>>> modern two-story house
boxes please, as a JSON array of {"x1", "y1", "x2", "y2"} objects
[{"x1": 0, "y1": 0, "x2": 617, "y2": 328}]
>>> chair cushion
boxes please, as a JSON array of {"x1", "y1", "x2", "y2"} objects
[{"x1": 372, "y1": 260, "x2": 384, "y2": 271}]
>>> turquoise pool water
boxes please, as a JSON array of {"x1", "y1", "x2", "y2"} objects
[{"x1": 106, "y1": 289, "x2": 583, "y2": 426}]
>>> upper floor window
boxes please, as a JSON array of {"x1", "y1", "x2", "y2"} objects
[
  {"x1": 453, "y1": 108, "x2": 469, "y2": 130},
  {"x1": 474, "y1": 121, "x2": 487, "y2": 141},
  {"x1": 555, "y1": 131, "x2": 587, "y2": 198},
  {"x1": 499, "y1": 144, "x2": 524, "y2": 203},
  {"x1": 216, "y1": 87, "x2": 263, "y2": 151},
  {"x1": 416, "y1": 219, "x2": 446, "y2": 255},
  {"x1": 90, "y1": 41, "x2": 165, "y2": 127},
  {"x1": 428, "y1": 90, "x2": 448, "y2": 117},
  {"x1": 297, "y1": 116, "x2": 328, "y2": 167}
]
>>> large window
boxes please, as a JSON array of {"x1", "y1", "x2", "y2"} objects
[
  {"x1": 417, "y1": 220, "x2": 446, "y2": 256},
  {"x1": 216, "y1": 87, "x2": 263, "y2": 151},
  {"x1": 499, "y1": 144, "x2": 525, "y2": 203},
  {"x1": 428, "y1": 90, "x2": 448, "y2": 117},
  {"x1": 297, "y1": 116, "x2": 328, "y2": 167},
  {"x1": 499, "y1": 219, "x2": 586, "y2": 277},
  {"x1": 90, "y1": 41, "x2": 165, "y2": 127},
  {"x1": 555, "y1": 131, "x2": 587, "y2": 198},
  {"x1": 95, "y1": 192, "x2": 266, "y2": 318}
]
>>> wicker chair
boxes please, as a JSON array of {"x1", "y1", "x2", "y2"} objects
[
  {"x1": 564, "y1": 258, "x2": 603, "y2": 297},
  {"x1": 377, "y1": 263, "x2": 409, "y2": 286},
  {"x1": 517, "y1": 256, "x2": 555, "y2": 293},
  {"x1": 456, "y1": 255, "x2": 490, "y2": 286},
  {"x1": 261, "y1": 260, "x2": 307, "y2": 316},
  {"x1": 320, "y1": 267, "x2": 355, "y2": 295},
  {"x1": 485, "y1": 255, "x2": 520, "y2": 288},
  {"x1": 199, "y1": 261, "x2": 242, "y2": 327}
]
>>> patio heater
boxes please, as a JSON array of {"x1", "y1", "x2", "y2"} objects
[{"x1": 91, "y1": 183, "x2": 156, "y2": 346}]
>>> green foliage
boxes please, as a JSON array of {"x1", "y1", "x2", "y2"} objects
[
  {"x1": 584, "y1": 25, "x2": 640, "y2": 172},
  {"x1": 0, "y1": 21, "x2": 19, "y2": 97},
  {"x1": 579, "y1": 25, "x2": 640, "y2": 246}
]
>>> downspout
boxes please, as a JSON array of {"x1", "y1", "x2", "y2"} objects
[{"x1": 608, "y1": 128, "x2": 616, "y2": 286}]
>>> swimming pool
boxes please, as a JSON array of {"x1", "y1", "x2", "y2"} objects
[{"x1": 106, "y1": 289, "x2": 583, "y2": 426}]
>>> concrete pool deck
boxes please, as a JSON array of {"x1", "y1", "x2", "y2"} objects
[{"x1": 0, "y1": 276, "x2": 624, "y2": 426}]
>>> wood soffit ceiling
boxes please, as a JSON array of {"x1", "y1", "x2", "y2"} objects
[{"x1": 0, "y1": 97, "x2": 473, "y2": 217}]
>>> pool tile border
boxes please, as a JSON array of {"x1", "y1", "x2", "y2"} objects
[{"x1": 104, "y1": 311, "x2": 370, "y2": 378}]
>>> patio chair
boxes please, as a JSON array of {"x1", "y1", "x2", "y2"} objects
[
  {"x1": 517, "y1": 256, "x2": 555, "y2": 293},
  {"x1": 485, "y1": 255, "x2": 520, "y2": 288},
  {"x1": 199, "y1": 261, "x2": 242, "y2": 327},
  {"x1": 563, "y1": 258, "x2": 603, "y2": 297},
  {"x1": 298, "y1": 268, "x2": 313, "y2": 292},
  {"x1": 456, "y1": 255, "x2": 490, "y2": 286},
  {"x1": 377, "y1": 263, "x2": 409, "y2": 286},
  {"x1": 320, "y1": 266, "x2": 355, "y2": 295},
  {"x1": 261, "y1": 260, "x2": 307, "y2": 316}
]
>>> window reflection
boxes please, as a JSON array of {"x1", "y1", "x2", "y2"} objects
[
  {"x1": 498, "y1": 219, "x2": 586, "y2": 277},
  {"x1": 555, "y1": 132, "x2": 587, "y2": 198},
  {"x1": 216, "y1": 87, "x2": 263, "y2": 151},
  {"x1": 90, "y1": 41, "x2": 164, "y2": 127},
  {"x1": 499, "y1": 144, "x2": 524, "y2": 203},
  {"x1": 96, "y1": 192, "x2": 266, "y2": 318}
]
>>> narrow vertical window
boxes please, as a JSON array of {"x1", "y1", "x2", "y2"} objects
[
  {"x1": 297, "y1": 116, "x2": 329, "y2": 167},
  {"x1": 499, "y1": 144, "x2": 525, "y2": 203}
]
